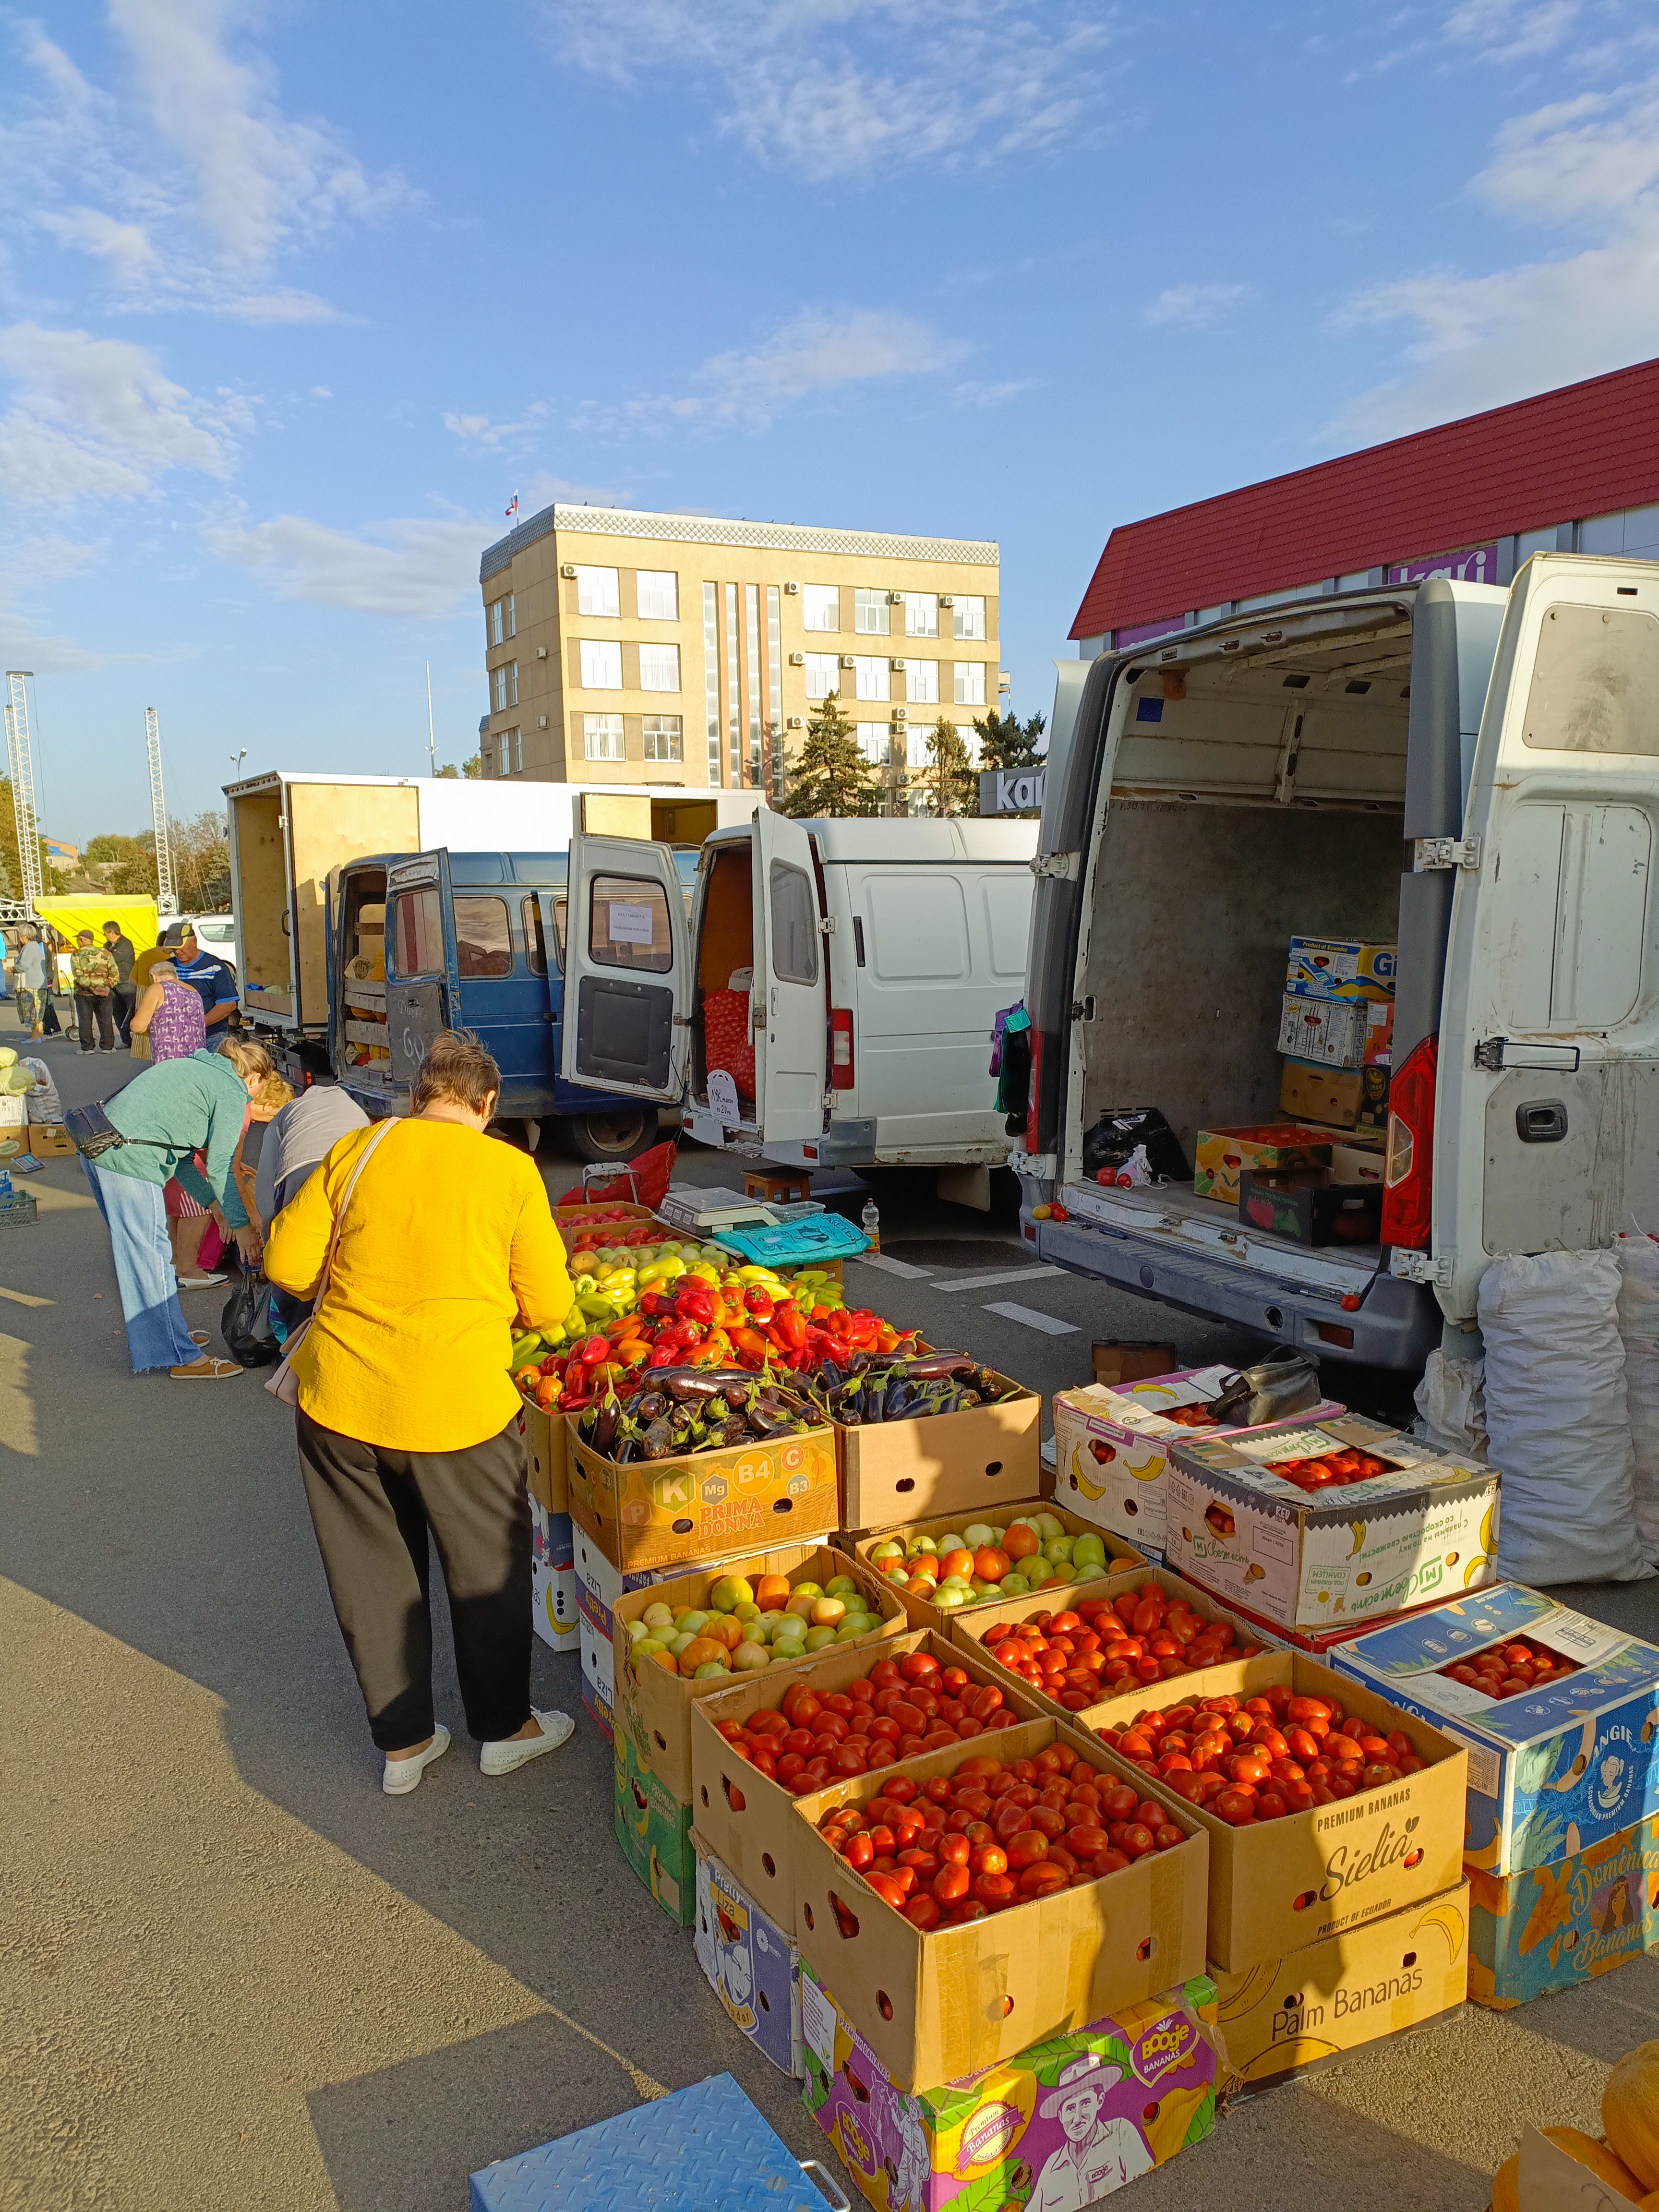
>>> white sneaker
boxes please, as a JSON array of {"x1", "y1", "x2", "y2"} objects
[
  {"x1": 382, "y1": 1724, "x2": 451, "y2": 1796},
  {"x1": 480, "y1": 1707, "x2": 575, "y2": 1777}
]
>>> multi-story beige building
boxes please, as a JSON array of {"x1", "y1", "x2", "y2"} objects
[{"x1": 476, "y1": 504, "x2": 1003, "y2": 798}]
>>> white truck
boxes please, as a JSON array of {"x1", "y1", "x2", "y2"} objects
[
  {"x1": 1016, "y1": 554, "x2": 1659, "y2": 1372},
  {"x1": 552, "y1": 813, "x2": 1038, "y2": 1185}
]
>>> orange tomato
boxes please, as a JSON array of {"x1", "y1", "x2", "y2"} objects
[
  {"x1": 974, "y1": 1547, "x2": 1011, "y2": 1583},
  {"x1": 1003, "y1": 1524, "x2": 1040, "y2": 1561}
]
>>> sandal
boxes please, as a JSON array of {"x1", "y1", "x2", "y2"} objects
[{"x1": 170, "y1": 1356, "x2": 242, "y2": 1379}]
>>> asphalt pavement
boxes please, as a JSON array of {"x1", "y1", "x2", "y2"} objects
[{"x1": 4, "y1": 1018, "x2": 1659, "y2": 2212}]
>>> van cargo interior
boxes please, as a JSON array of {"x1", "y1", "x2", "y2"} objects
[
  {"x1": 692, "y1": 841, "x2": 755, "y2": 1104},
  {"x1": 1070, "y1": 622, "x2": 1412, "y2": 1266},
  {"x1": 232, "y1": 789, "x2": 290, "y2": 1007}
]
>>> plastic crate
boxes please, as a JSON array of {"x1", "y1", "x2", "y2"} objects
[{"x1": 0, "y1": 1190, "x2": 37, "y2": 1228}]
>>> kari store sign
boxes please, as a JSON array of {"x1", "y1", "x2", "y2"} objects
[{"x1": 1387, "y1": 544, "x2": 1497, "y2": 586}]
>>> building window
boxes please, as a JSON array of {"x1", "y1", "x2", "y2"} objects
[
  {"x1": 644, "y1": 713, "x2": 683, "y2": 762},
  {"x1": 907, "y1": 659, "x2": 938, "y2": 704},
  {"x1": 954, "y1": 661, "x2": 986, "y2": 707},
  {"x1": 494, "y1": 664, "x2": 507, "y2": 712},
  {"x1": 493, "y1": 727, "x2": 520, "y2": 775},
  {"x1": 856, "y1": 721, "x2": 894, "y2": 766},
  {"x1": 954, "y1": 595, "x2": 986, "y2": 640},
  {"x1": 489, "y1": 598, "x2": 504, "y2": 648},
  {"x1": 902, "y1": 592, "x2": 938, "y2": 639},
  {"x1": 637, "y1": 568, "x2": 679, "y2": 620},
  {"x1": 726, "y1": 581, "x2": 741, "y2": 785},
  {"x1": 704, "y1": 583, "x2": 721, "y2": 783},
  {"x1": 854, "y1": 655, "x2": 890, "y2": 702},
  {"x1": 746, "y1": 583, "x2": 762, "y2": 784},
  {"x1": 802, "y1": 583, "x2": 838, "y2": 632},
  {"x1": 580, "y1": 638, "x2": 622, "y2": 688},
  {"x1": 639, "y1": 641, "x2": 681, "y2": 692},
  {"x1": 513, "y1": 728, "x2": 522, "y2": 772},
  {"x1": 493, "y1": 661, "x2": 518, "y2": 711},
  {"x1": 583, "y1": 713, "x2": 625, "y2": 761},
  {"x1": 854, "y1": 587, "x2": 890, "y2": 636},
  {"x1": 767, "y1": 584, "x2": 783, "y2": 799},
  {"x1": 957, "y1": 724, "x2": 981, "y2": 767},
  {"x1": 506, "y1": 592, "x2": 515, "y2": 637},
  {"x1": 804, "y1": 652, "x2": 839, "y2": 700},
  {"x1": 576, "y1": 565, "x2": 620, "y2": 617}
]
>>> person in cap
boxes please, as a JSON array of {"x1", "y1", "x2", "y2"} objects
[
  {"x1": 70, "y1": 928, "x2": 120, "y2": 1053},
  {"x1": 1026, "y1": 2054, "x2": 1152, "y2": 2212}
]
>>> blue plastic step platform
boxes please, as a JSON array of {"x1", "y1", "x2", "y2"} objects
[
  {"x1": 712, "y1": 1215, "x2": 869, "y2": 1268},
  {"x1": 469, "y1": 2073, "x2": 849, "y2": 2212}
]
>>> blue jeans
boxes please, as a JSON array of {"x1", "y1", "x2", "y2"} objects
[{"x1": 81, "y1": 1159, "x2": 201, "y2": 1372}]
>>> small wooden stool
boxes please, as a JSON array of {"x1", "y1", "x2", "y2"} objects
[{"x1": 744, "y1": 1168, "x2": 812, "y2": 1207}]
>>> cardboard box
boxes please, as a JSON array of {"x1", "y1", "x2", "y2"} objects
[
  {"x1": 1094, "y1": 1649, "x2": 1467, "y2": 1972},
  {"x1": 836, "y1": 1368, "x2": 1041, "y2": 1532},
  {"x1": 572, "y1": 1524, "x2": 670, "y2": 1637},
  {"x1": 1238, "y1": 1169, "x2": 1382, "y2": 1248},
  {"x1": 530, "y1": 1496, "x2": 577, "y2": 1652},
  {"x1": 1330, "y1": 1142, "x2": 1385, "y2": 1185},
  {"x1": 801, "y1": 1960, "x2": 1219, "y2": 2211},
  {"x1": 1360, "y1": 1060, "x2": 1391, "y2": 1127},
  {"x1": 690, "y1": 1626, "x2": 1048, "y2": 1939},
  {"x1": 569, "y1": 1420, "x2": 838, "y2": 1575},
  {"x1": 520, "y1": 1401, "x2": 567, "y2": 1515},
  {"x1": 578, "y1": 1602, "x2": 615, "y2": 1730},
  {"x1": 613, "y1": 1710, "x2": 695, "y2": 1927},
  {"x1": 1280, "y1": 1059, "x2": 1364, "y2": 1130},
  {"x1": 1468, "y1": 1816, "x2": 1659, "y2": 2008},
  {"x1": 1192, "y1": 1124, "x2": 1333, "y2": 1207},
  {"x1": 614, "y1": 1544, "x2": 906, "y2": 1803},
  {"x1": 1277, "y1": 992, "x2": 1370, "y2": 1069},
  {"x1": 1184, "y1": 1579, "x2": 1455, "y2": 1658},
  {"x1": 1165, "y1": 1415, "x2": 1499, "y2": 1635},
  {"x1": 25, "y1": 1121, "x2": 74, "y2": 1158},
  {"x1": 1210, "y1": 1881, "x2": 1469, "y2": 2087},
  {"x1": 1328, "y1": 1583, "x2": 1659, "y2": 1875},
  {"x1": 842, "y1": 1502, "x2": 1145, "y2": 1635},
  {"x1": 693, "y1": 1837, "x2": 805, "y2": 2078},
  {"x1": 1286, "y1": 935, "x2": 1396, "y2": 1002},
  {"x1": 1091, "y1": 1340, "x2": 1178, "y2": 1387},
  {"x1": 790, "y1": 1719, "x2": 1209, "y2": 2092},
  {"x1": 1053, "y1": 1366, "x2": 1344, "y2": 1558}
]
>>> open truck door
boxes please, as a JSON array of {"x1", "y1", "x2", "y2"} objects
[
  {"x1": 559, "y1": 830, "x2": 691, "y2": 1105},
  {"x1": 1430, "y1": 555, "x2": 1659, "y2": 1322},
  {"x1": 383, "y1": 850, "x2": 459, "y2": 1090},
  {"x1": 752, "y1": 810, "x2": 828, "y2": 1144}
]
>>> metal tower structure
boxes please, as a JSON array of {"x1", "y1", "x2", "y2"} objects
[
  {"x1": 145, "y1": 708, "x2": 178, "y2": 916},
  {"x1": 4, "y1": 673, "x2": 43, "y2": 911}
]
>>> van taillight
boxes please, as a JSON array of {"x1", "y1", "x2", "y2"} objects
[
  {"x1": 1380, "y1": 1034, "x2": 1438, "y2": 1250},
  {"x1": 1025, "y1": 1028, "x2": 1044, "y2": 1153},
  {"x1": 830, "y1": 1008, "x2": 854, "y2": 1090}
]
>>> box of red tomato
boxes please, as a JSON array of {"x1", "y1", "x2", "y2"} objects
[
  {"x1": 788, "y1": 1718, "x2": 1209, "y2": 2093},
  {"x1": 1080, "y1": 1648, "x2": 1467, "y2": 1972},
  {"x1": 689, "y1": 1629, "x2": 1048, "y2": 1940}
]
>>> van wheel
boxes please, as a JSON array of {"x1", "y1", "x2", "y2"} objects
[{"x1": 563, "y1": 1107, "x2": 659, "y2": 1164}]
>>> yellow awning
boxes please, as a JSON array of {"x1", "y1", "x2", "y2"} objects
[{"x1": 33, "y1": 896, "x2": 161, "y2": 952}]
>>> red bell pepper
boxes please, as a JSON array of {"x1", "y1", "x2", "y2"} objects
[
  {"x1": 576, "y1": 1334, "x2": 612, "y2": 1366},
  {"x1": 773, "y1": 1303, "x2": 808, "y2": 1351},
  {"x1": 675, "y1": 1281, "x2": 715, "y2": 1324}
]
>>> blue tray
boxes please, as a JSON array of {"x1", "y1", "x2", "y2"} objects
[
  {"x1": 712, "y1": 1216, "x2": 869, "y2": 1267},
  {"x1": 469, "y1": 2074, "x2": 847, "y2": 2212}
]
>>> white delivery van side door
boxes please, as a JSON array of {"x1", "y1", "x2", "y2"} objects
[
  {"x1": 559, "y1": 829, "x2": 692, "y2": 1105},
  {"x1": 1434, "y1": 554, "x2": 1659, "y2": 1322},
  {"x1": 753, "y1": 811, "x2": 827, "y2": 1142}
]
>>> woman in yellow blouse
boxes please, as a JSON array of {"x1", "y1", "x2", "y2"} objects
[{"x1": 265, "y1": 1030, "x2": 576, "y2": 1796}]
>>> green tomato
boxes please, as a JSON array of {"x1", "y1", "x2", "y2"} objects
[
  {"x1": 937, "y1": 1533, "x2": 967, "y2": 1558},
  {"x1": 933, "y1": 1585, "x2": 968, "y2": 1610},
  {"x1": 625, "y1": 1618, "x2": 649, "y2": 1644},
  {"x1": 869, "y1": 1540, "x2": 904, "y2": 1563},
  {"x1": 1042, "y1": 1538, "x2": 1074, "y2": 1564},
  {"x1": 834, "y1": 1619, "x2": 868, "y2": 1642},
  {"x1": 998, "y1": 1573, "x2": 1030, "y2": 1598},
  {"x1": 1044, "y1": 1560, "x2": 1075, "y2": 1587},
  {"x1": 804, "y1": 1626, "x2": 839, "y2": 1651},
  {"x1": 825, "y1": 1575, "x2": 859, "y2": 1599},
  {"x1": 1073, "y1": 1533, "x2": 1107, "y2": 1569},
  {"x1": 1024, "y1": 1555, "x2": 1055, "y2": 1588},
  {"x1": 905, "y1": 1535, "x2": 939, "y2": 1558},
  {"x1": 1034, "y1": 1512, "x2": 1065, "y2": 1540},
  {"x1": 963, "y1": 1523, "x2": 995, "y2": 1550},
  {"x1": 669, "y1": 1631, "x2": 698, "y2": 1657},
  {"x1": 693, "y1": 1659, "x2": 731, "y2": 1680},
  {"x1": 674, "y1": 1609, "x2": 711, "y2": 1635}
]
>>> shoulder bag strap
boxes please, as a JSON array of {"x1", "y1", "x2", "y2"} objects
[{"x1": 264, "y1": 1118, "x2": 398, "y2": 1403}]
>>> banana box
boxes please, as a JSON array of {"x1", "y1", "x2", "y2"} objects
[
  {"x1": 529, "y1": 1501, "x2": 577, "y2": 1651},
  {"x1": 1165, "y1": 1416, "x2": 1499, "y2": 1636},
  {"x1": 1330, "y1": 1585, "x2": 1659, "y2": 1877},
  {"x1": 1210, "y1": 1883, "x2": 1468, "y2": 2087},
  {"x1": 1468, "y1": 1815, "x2": 1659, "y2": 2008},
  {"x1": 1054, "y1": 1366, "x2": 1343, "y2": 1559},
  {"x1": 800, "y1": 1960, "x2": 1218, "y2": 2212},
  {"x1": 613, "y1": 1708, "x2": 695, "y2": 1928},
  {"x1": 692, "y1": 1838, "x2": 804, "y2": 2079}
]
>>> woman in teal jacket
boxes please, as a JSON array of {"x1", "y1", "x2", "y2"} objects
[{"x1": 86, "y1": 1040, "x2": 272, "y2": 1379}]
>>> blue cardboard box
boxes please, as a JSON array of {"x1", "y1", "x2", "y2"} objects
[
  {"x1": 1468, "y1": 1815, "x2": 1659, "y2": 2008},
  {"x1": 692, "y1": 1839, "x2": 803, "y2": 2079},
  {"x1": 1330, "y1": 1584, "x2": 1659, "y2": 1876},
  {"x1": 1285, "y1": 935, "x2": 1395, "y2": 1002}
]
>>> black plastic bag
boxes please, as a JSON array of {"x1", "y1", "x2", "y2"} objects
[
  {"x1": 1082, "y1": 1107, "x2": 1190, "y2": 1184},
  {"x1": 221, "y1": 1268, "x2": 283, "y2": 1367}
]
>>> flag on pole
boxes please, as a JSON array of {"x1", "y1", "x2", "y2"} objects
[{"x1": 505, "y1": 493, "x2": 519, "y2": 521}]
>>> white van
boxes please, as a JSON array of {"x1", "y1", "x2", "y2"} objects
[
  {"x1": 556, "y1": 813, "x2": 1038, "y2": 1172},
  {"x1": 1017, "y1": 555, "x2": 1659, "y2": 1373}
]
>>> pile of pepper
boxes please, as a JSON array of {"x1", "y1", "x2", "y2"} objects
[
  {"x1": 809, "y1": 1350, "x2": 1023, "y2": 1425},
  {"x1": 575, "y1": 1367, "x2": 822, "y2": 1462}
]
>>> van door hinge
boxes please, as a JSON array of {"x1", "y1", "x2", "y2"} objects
[
  {"x1": 818, "y1": 914, "x2": 836, "y2": 933},
  {"x1": 1414, "y1": 835, "x2": 1481, "y2": 873},
  {"x1": 672, "y1": 1013, "x2": 693, "y2": 1026},
  {"x1": 1390, "y1": 1249, "x2": 1452, "y2": 1286},
  {"x1": 1070, "y1": 996, "x2": 1096, "y2": 1022},
  {"x1": 1030, "y1": 852, "x2": 1079, "y2": 881}
]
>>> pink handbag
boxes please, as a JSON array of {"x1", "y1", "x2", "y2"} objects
[{"x1": 265, "y1": 1119, "x2": 397, "y2": 1405}]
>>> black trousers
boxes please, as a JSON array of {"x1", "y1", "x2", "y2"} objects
[
  {"x1": 113, "y1": 983, "x2": 137, "y2": 1045},
  {"x1": 76, "y1": 992, "x2": 116, "y2": 1051},
  {"x1": 296, "y1": 1407, "x2": 531, "y2": 1751}
]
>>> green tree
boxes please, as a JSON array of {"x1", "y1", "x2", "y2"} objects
[
  {"x1": 81, "y1": 812, "x2": 232, "y2": 909},
  {"x1": 920, "y1": 717, "x2": 977, "y2": 817},
  {"x1": 434, "y1": 754, "x2": 483, "y2": 779},
  {"x1": 973, "y1": 707, "x2": 1046, "y2": 772},
  {"x1": 781, "y1": 692, "x2": 875, "y2": 818},
  {"x1": 0, "y1": 781, "x2": 57, "y2": 902}
]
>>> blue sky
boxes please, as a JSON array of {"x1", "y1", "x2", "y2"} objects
[{"x1": 5, "y1": 0, "x2": 1659, "y2": 845}]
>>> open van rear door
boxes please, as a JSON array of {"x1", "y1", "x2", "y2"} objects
[
  {"x1": 384, "y1": 849, "x2": 458, "y2": 1087},
  {"x1": 753, "y1": 811, "x2": 827, "y2": 1143},
  {"x1": 560, "y1": 829, "x2": 691, "y2": 1104},
  {"x1": 1432, "y1": 554, "x2": 1659, "y2": 1321}
]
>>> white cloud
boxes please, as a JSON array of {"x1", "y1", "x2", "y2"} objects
[
  {"x1": 1443, "y1": 0, "x2": 1586, "y2": 61},
  {"x1": 203, "y1": 515, "x2": 485, "y2": 619},
  {"x1": 444, "y1": 403, "x2": 552, "y2": 451},
  {"x1": 0, "y1": 324, "x2": 234, "y2": 504},
  {"x1": 1142, "y1": 281, "x2": 1253, "y2": 330},
  {"x1": 223, "y1": 289, "x2": 349, "y2": 324},
  {"x1": 543, "y1": 0, "x2": 1114, "y2": 182},
  {"x1": 950, "y1": 377, "x2": 1038, "y2": 406},
  {"x1": 1475, "y1": 77, "x2": 1659, "y2": 216},
  {"x1": 37, "y1": 206, "x2": 157, "y2": 287}
]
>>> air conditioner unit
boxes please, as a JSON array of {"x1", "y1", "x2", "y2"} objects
[
  {"x1": 938, "y1": 594, "x2": 954, "y2": 607},
  {"x1": 537, "y1": 715, "x2": 549, "y2": 729},
  {"x1": 536, "y1": 645, "x2": 548, "y2": 658},
  {"x1": 891, "y1": 705, "x2": 908, "y2": 721},
  {"x1": 560, "y1": 563, "x2": 577, "y2": 578},
  {"x1": 786, "y1": 715, "x2": 803, "y2": 729},
  {"x1": 890, "y1": 658, "x2": 906, "y2": 671},
  {"x1": 888, "y1": 590, "x2": 905, "y2": 604},
  {"x1": 784, "y1": 581, "x2": 799, "y2": 594},
  {"x1": 840, "y1": 654, "x2": 857, "y2": 669},
  {"x1": 788, "y1": 651, "x2": 805, "y2": 666}
]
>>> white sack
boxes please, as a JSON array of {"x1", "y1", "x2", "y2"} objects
[
  {"x1": 1614, "y1": 1232, "x2": 1659, "y2": 1570},
  {"x1": 1414, "y1": 1350, "x2": 1488, "y2": 1462},
  {"x1": 1479, "y1": 1248, "x2": 1652, "y2": 1585}
]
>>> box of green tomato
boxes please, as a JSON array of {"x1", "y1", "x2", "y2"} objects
[{"x1": 845, "y1": 1503, "x2": 1145, "y2": 1635}]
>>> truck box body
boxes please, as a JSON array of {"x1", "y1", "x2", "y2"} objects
[{"x1": 1017, "y1": 555, "x2": 1659, "y2": 1370}]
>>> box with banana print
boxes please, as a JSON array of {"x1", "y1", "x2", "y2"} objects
[{"x1": 1163, "y1": 1417, "x2": 1499, "y2": 1636}]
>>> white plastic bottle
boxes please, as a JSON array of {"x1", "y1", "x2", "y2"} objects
[{"x1": 860, "y1": 1198, "x2": 880, "y2": 1253}]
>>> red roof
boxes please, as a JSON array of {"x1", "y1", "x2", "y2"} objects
[{"x1": 1070, "y1": 355, "x2": 1659, "y2": 640}]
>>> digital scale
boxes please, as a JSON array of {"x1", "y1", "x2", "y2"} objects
[{"x1": 656, "y1": 1185, "x2": 782, "y2": 1234}]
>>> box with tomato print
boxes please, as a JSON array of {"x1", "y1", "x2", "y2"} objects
[
  {"x1": 800, "y1": 1958, "x2": 1220, "y2": 2212},
  {"x1": 787, "y1": 1719, "x2": 1209, "y2": 2093},
  {"x1": 690, "y1": 1628, "x2": 1051, "y2": 1939},
  {"x1": 1077, "y1": 1647, "x2": 1467, "y2": 1971}
]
